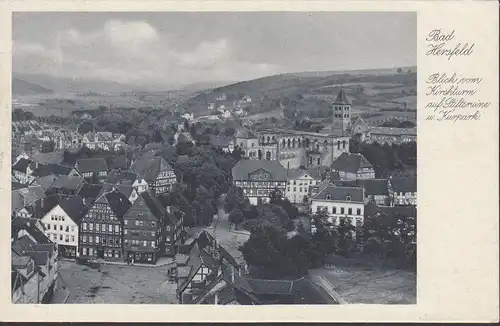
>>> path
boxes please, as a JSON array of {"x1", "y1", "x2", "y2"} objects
[{"x1": 308, "y1": 271, "x2": 349, "y2": 304}]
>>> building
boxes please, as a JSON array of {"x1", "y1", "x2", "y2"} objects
[
  {"x1": 388, "y1": 176, "x2": 417, "y2": 206},
  {"x1": 105, "y1": 169, "x2": 149, "y2": 194},
  {"x1": 232, "y1": 160, "x2": 287, "y2": 205},
  {"x1": 330, "y1": 152, "x2": 376, "y2": 181},
  {"x1": 364, "y1": 202, "x2": 417, "y2": 245},
  {"x1": 234, "y1": 89, "x2": 351, "y2": 170},
  {"x1": 357, "y1": 178, "x2": 390, "y2": 205},
  {"x1": 12, "y1": 186, "x2": 46, "y2": 218},
  {"x1": 209, "y1": 135, "x2": 235, "y2": 153},
  {"x1": 162, "y1": 205, "x2": 185, "y2": 256},
  {"x1": 78, "y1": 189, "x2": 131, "y2": 262},
  {"x1": 130, "y1": 155, "x2": 177, "y2": 194},
  {"x1": 37, "y1": 195, "x2": 87, "y2": 258},
  {"x1": 12, "y1": 158, "x2": 33, "y2": 184},
  {"x1": 122, "y1": 191, "x2": 165, "y2": 264},
  {"x1": 11, "y1": 219, "x2": 58, "y2": 304},
  {"x1": 351, "y1": 117, "x2": 417, "y2": 145},
  {"x1": 98, "y1": 183, "x2": 139, "y2": 205},
  {"x1": 51, "y1": 175, "x2": 85, "y2": 196},
  {"x1": 285, "y1": 169, "x2": 322, "y2": 204},
  {"x1": 310, "y1": 184, "x2": 365, "y2": 228},
  {"x1": 82, "y1": 131, "x2": 126, "y2": 151},
  {"x1": 75, "y1": 158, "x2": 109, "y2": 183}
]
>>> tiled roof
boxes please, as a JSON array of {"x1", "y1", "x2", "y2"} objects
[
  {"x1": 12, "y1": 158, "x2": 31, "y2": 173},
  {"x1": 32, "y1": 176, "x2": 56, "y2": 192},
  {"x1": 95, "y1": 189, "x2": 132, "y2": 220},
  {"x1": 31, "y1": 151, "x2": 64, "y2": 165},
  {"x1": 139, "y1": 190, "x2": 166, "y2": 221},
  {"x1": 312, "y1": 185, "x2": 364, "y2": 202},
  {"x1": 107, "y1": 155, "x2": 128, "y2": 170},
  {"x1": 52, "y1": 175, "x2": 84, "y2": 191},
  {"x1": 357, "y1": 179, "x2": 389, "y2": 196},
  {"x1": 12, "y1": 235, "x2": 38, "y2": 256},
  {"x1": 130, "y1": 156, "x2": 173, "y2": 183},
  {"x1": 105, "y1": 169, "x2": 138, "y2": 185},
  {"x1": 13, "y1": 186, "x2": 46, "y2": 207},
  {"x1": 98, "y1": 183, "x2": 134, "y2": 200},
  {"x1": 77, "y1": 183, "x2": 103, "y2": 199},
  {"x1": 23, "y1": 250, "x2": 49, "y2": 266},
  {"x1": 59, "y1": 195, "x2": 87, "y2": 224},
  {"x1": 287, "y1": 168, "x2": 322, "y2": 180},
  {"x1": 331, "y1": 152, "x2": 373, "y2": 174},
  {"x1": 30, "y1": 163, "x2": 74, "y2": 177},
  {"x1": 232, "y1": 160, "x2": 287, "y2": 181},
  {"x1": 333, "y1": 88, "x2": 352, "y2": 105},
  {"x1": 76, "y1": 158, "x2": 108, "y2": 173},
  {"x1": 235, "y1": 128, "x2": 258, "y2": 139},
  {"x1": 390, "y1": 176, "x2": 417, "y2": 192}
]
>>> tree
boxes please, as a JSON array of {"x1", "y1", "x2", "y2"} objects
[{"x1": 228, "y1": 209, "x2": 244, "y2": 229}]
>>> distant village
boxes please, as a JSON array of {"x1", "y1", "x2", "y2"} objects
[{"x1": 12, "y1": 88, "x2": 417, "y2": 305}]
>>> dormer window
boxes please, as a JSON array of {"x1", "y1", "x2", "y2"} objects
[
  {"x1": 346, "y1": 195, "x2": 351, "y2": 201},
  {"x1": 326, "y1": 195, "x2": 332, "y2": 200}
]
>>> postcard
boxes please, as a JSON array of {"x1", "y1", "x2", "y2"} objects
[{"x1": 0, "y1": 0, "x2": 498, "y2": 323}]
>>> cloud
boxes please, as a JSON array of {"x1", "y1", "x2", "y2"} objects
[{"x1": 13, "y1": 19, "x2": 281, "y2": 88}]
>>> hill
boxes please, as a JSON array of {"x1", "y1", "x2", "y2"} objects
[
  {"x1": 12, "y1": 77, "x2": 54, "y2": 96},
  {"x1": 182, "y1": 66, "x2": 417, "y2": 120}
]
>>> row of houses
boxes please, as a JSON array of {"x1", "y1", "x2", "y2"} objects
[
  {"x1": 11, "y1": 217, "x2": 59, "y2": 304},
  {"x1": 230, "y1": 158, "x2": 417, "y2": 229}
]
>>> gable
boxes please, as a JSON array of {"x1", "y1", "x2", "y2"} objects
[
  {"x1": 249, "y1": 168, "x2": 272, "y2": 181},
  {"x1": 40, "y1": 205, "x2": 78, "y2": 227}
]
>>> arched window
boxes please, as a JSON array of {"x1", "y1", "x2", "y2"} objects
[
  {"x1": 337, "y1": 140, "x2": 341, "y2": 150},
  {"x1": 287, "y1": 139, "x2": 291, "y2": 148},
  {"x1": 292, "y1": 138, "x2": 296, "y2": 148},
  {"x1": 324, "y1": 140, "x2": 328, "y2": 147},
  {"x1": 267, "y1": 136, "x2": 270, "y2": 143},
  {"x1": 298, "y1": 138, "x2": 301, "y2": 147},
  {"x1": 305, "y1": 138, "x2": 310, "y2": 148},
  {"x1": 316, "y1": 143, "x2": 320, "y2": 150},
  {"x1": 282, "y1": 139, "x2": 286, "y2": 147},
  {"x1": 258, "y1": 150, "x2": 262, "y2": 159},
  {"x1": 342, "y1": 140, "x2": 346, "y2": 149},
  {"x1": 266, "y1": 151, "x2": 271, "y2": 160},
  {"x1": 317, "y1": 158, "x2": 320, "y2": 165}
]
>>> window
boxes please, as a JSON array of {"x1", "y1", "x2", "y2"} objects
[
  {"x1": 71, "y1": 236, "x2": 75, "y2": 242},
  {"x1": 326, "y1": 195, "x2": 331, "y2": 200},
  {"x1": 166, "y1": 236, "x2": 171, "y2": 243},
  {"x1": 124, "y1": 220, "x2": 128, "y2": 225},
  {"x1": 299, "y1": 187, "x2": 302, "y2": 193},
  {"x1": 95, "y1": 236, "x2": 99, "y2": 243},
  {"x1": 143, "y1": 241, "x2": 147, "y2": 247},
  {"x1": 115, "y1": 225, "x2": 119, "y2": 233},
  {"x1": 151, "y1": 222, "x2": 155, "y2": 227},
  {"x1": 135, "y1": 220, "x2": 139, "y2": 226},
  {"x1": 109, "y1": 225, "x2": 113, "y2": 232},
  {"x1": 357, "y1": 208, "x2": 361, "y2": 215},
  {"x1": 59, "y1": 234, "x2": 63, "y2": 240},
  {"x1": 60, "y1": 225, "x2": 63, "y2": 231},
  {"x1": 341, "y1": 208, "x2": 345, "y2": 214},
  {"x1": 89, "y1": 223, "x2": 93, "y2": 231},
  {"x1": 151, "y1": 241, "x2": 155, "y2": 248},
  {"x1": 166, "y1": 226, "x2": 171, "y2": 231},
  {"x1": 293, "y1": 181, "x2": 296, "y2": 185},
  {"x1": 151, "y1": 231, "x2": 155, "y2": 237},
  {"x1": 333, "y1": 207, "x2": 337, "y2": 214},
  {"x1": 139, "y1": 212, "x2": 143, "y2": 216},
  {"x1": 89, "y1": 236, "x2": 93, "y2": 243},
  {"x1": 71, "y1": 226, "x2": 75, "y2": 233},
  {"x1": 96, "y1": 224, "x2": 100, "y2": 232},
  {"x1": 348, "y1": 208, "x2": 352, "y2": 215},
  {"x1": 46, "y1": 224, "x2": 50, "y2": 230},
  {"x1": 287, "y1": 187, "x2": 290, "y2": 192},
  {"x1": 115, "y1": 251, "x2": 120, "y2": 258},
  {"x1": 83, "y1": 236, "x2": 87, "y2": 243},
  {"x1": 82, "y1": 248, "x2": 87, "y2": 256},
  {"x1": 65, "y1": 226, "x2": 69, "y2": 232},
  {"x1": 293, "y1": 187, "x2": 296, "y2": 192},
  {"x1": 89, "y1": 248, "x2": 93, "y2": 256}
]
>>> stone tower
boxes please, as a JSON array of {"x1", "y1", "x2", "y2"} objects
[{"x1": 332, "y1": 86, "x2": 352, "y2": 134}]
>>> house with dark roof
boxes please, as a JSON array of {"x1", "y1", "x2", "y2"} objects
[
  {"x1": 232, "y1": 160, "x2": 287, "y2": 205},
  {"x1": 105, "y1": 169, "x2": 149, "y2": 194},
  {"x1": 122, "y1": 190, "x2": 166, "y2": 264},
  {"x1": 51, "y1": 175, "x2": 85, "y2": 196},
  {"x1": 12, "y1": 157, "x2": 33, "y2": 184},
  {"x1": 38, "y1": 195, "x2": 87, "y2": 258},
  {"x1": 11, "y1": 222, "x2": 58, "y2": 304},
  {"x1": 208, "y1": 135, "x2": 235, "y2": 153},
  {"x1": 129, "y1": 155, "x2": 177, "y2": 194},
  {"x1": 75, "y1": 158, "x2": 109, "y2": 183},
  {"x1": 388, "y1": 176, "x2": 417, "y2": 206},
  {"x1": 78, "y1": 188, "x2": 131, "y2": 262},
  {"x1": 285, "y1": 168, "x2": 322, "y2": 204},
  {"x1": 174, "y1": 230, "x2": 247, "y2": 304},
  {"x1": 12, "y1": 186, "x2": 47, "y2": 218},
  {"x1": 351, "y1": 117, "x2": 417, "y2": 145},
  {"x1": 97, "y1": 182, "x2": 139, "y2": 205},
  {"x1": 357, "y1": 178, "x2": 390, "y2": 205},
  {"x1": 310, "y1": 184, "x2": 365, "y2": 229},
  {"x1": 77, "y1": 183, "x2": 103, "y2": 207},
  {"x1": 331, "y1": 152, "x2": 375, "y2": 181}
]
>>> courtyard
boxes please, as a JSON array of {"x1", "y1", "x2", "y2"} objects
[{"x1": 58, "y1": 260, "x2": 177, "y2": 304}]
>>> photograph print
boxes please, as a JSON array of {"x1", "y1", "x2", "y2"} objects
[{"x1": 11, "y1": 11, "x2": 417, "y2": 305}]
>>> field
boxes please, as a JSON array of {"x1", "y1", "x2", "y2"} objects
[{"x1": 58, "y1": 260, "x2": 177, "y2": 304}]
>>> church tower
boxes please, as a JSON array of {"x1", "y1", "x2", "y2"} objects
[{"x1": 332, "y1": 86, "x2": 352, "y2": 134}]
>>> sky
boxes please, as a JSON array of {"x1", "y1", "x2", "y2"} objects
[{"x1": 13, "y1": 12, "x2": 416, "y2": 88}]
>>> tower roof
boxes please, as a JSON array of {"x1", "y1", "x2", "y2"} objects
[{"x1": 333, "y1": 88, "x2": 351, "y2": 105}]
